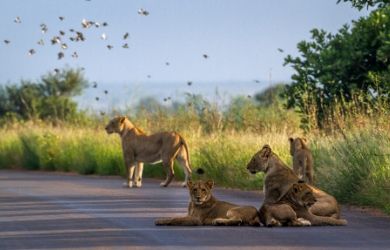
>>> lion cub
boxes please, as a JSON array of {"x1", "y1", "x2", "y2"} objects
[
  {"x1": 289, "y1": 137, "x2": 314, "y2": 184},
  {"x1": 155, "y1": 180, "x2": 260, "y2": 226},
  {"x1": 259, "y1": 182, "x2": 347, "y2": 227}
]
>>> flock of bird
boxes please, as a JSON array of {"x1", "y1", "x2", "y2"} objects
[{"x1": 2, "y1": 3, "x2": 270, "y2": 113}]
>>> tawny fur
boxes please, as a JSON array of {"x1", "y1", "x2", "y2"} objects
[
  {"x1": 105, "y1": 116, "x2": 192, "y2": 188},
  {"x1": 247, "y1": 145, "x2": 342, "y2": 218},
  {"x1": 259, "y1": 182, "x2": 347, "y2": 227},
  {"x1": 155, "y1": 180, "x2": 260, "y2": 226},
  {"x1": 289, "y1": 137, "x2": 314, "y2": 184}
]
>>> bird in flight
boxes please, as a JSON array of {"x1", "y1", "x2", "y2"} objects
[
  {"x1": 28, "y1": 49, "x2": 36, "y2": 56},
  {"x1": 14, "y1": 16, "x2": 21, "y2": 23},
  {"x1": 138, "y1": 8, "x2": 149, "y2": 16}
]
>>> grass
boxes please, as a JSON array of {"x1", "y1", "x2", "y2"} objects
[{"x1": 0, "y1": 123, "x2": 389, "y2": 214}]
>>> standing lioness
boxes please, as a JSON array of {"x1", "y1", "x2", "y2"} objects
[{"x1": 105, "y1": 116, "x2": 192, "y2": 187}]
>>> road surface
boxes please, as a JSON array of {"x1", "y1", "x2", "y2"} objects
[{"x1": 1, "y1": 170, "x2": 390, "y2": 250}]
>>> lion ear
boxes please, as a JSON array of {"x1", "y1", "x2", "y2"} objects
[
  {"x1": 205, "y1": 180, "x2": 214, "y2": 190},
  {"x1": 288, "y1": 137, "x2": 294, "y2": 143},
  {"x1": 261, "y1": 145, "x2": 272, "y2": 158},
  {"x1": 119, "y1": 116, "x2": 126, "y2": 124},
  {"x1": 187, "y1": 180, "x2": 193, "y2": 189}
]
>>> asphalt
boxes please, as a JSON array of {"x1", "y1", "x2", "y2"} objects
[{"x1": 1, "y1": 170, "x2": 390, "y2": 250}]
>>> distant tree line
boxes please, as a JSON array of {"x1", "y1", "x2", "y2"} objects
[{"x1": 0, "y1": 68, "x2": 87, "y2": 122}]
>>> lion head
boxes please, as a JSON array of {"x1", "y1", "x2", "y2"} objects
[
  {"x1": 287, "y1": 182, "x2": 317, "y2": 208},
  {"x1": 105, "y1": 116, "x2": 127, "y2": 134},
  {"x1": 246, "y1": 145, "x2": 272, "y2": 174},
  {"x1": 187, "y1": 180, "x2": 214, "y2": 205},
  {"x1": 288, "y1": 137, "x2": 307, "y2": 156}
]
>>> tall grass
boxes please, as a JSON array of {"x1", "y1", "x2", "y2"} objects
[{"x1": 0, "y1": 123, "x2": 389, "y2": 214}]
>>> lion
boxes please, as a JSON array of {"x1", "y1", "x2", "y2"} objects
[
  {"x1": 155, "y1": 180, "x2": 260, "y2": 226},
  {"x1": 247, "y1": 145, "x2": 341, "y2": 218},
  {"x1": 105, "y1": 116, "x2": 192, "y2": 188},
  {"x1": 289, "y1": 137, "x2": 314, "y2": 184},
  {"x1": 259, "y1": 182, "x2": 347, "y2": 226}
]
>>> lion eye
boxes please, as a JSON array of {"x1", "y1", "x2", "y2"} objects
[
  {"x1": 201, "y1": 189, "x2": 206, "y2": 192},
  {"x1": 193, "y1": 188, "x2": 198, "y2": 192}
]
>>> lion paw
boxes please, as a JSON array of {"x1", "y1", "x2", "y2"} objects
[
  {"x1": 123, "y1": 181, "x2": 133, "y2": 188},
  {"x1": 297, "y1": 218, "x2": 311, "y2": 226}
]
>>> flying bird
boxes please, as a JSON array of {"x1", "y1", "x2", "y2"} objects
[
  {"x1": 187, "y1": 81, "x2": 192, "y2": 86},
  {"x1": 57, "y1": 52, "x2": 64, "y2": 60},
  {"x1": 81, "y1": 18, "x2": 92, "y2": 28},
  {"x1": 28, "y1": 49, "x2": 36, "y2": 56},
  {"x1": 104, "y1": 90, "x2": 108, "y2": 94},
  {"x1": 106, "y1": 45, "x2": 113, "y2": 50},
  {"x1": 40, "y1": 23, "x2": 48, "y2": 34},
  {"x1": 54, "y1": 68, "x2": 60, "y2": 74},
  {"x1": 14, "y1": 16, "x2": 21, "y2": 23},
  {"x1": 203, "y1": 54, "x2": 209, "y2": 59},
  {"x1": 95, "y1": 97, "x2": 100, "y2": 101},
  {"x1": 277, "y1": 48, "x2": 284, "y2": 53},
  {"x1": 59, "y1": 30, "x2": 65, "y2": 36},
  {"x1": 71, "y1": 51, "x2": 78, "y2": 58},
  {"x1": 138, "y1": 8, "x2": 149, "y2": 16},
  {"x1": 122, "y1": 43, "x2": 129, "y2": 49},
  {"x1": 3, "y1": 40, "x2": 10, "y2": 44},
  {"x1": 147, "y1": 75, "x2": 151, "y2": 79},
  {"x1": 59, "y1": 16, "x2": 65, "y2": 21},
  {"x1": 51, "y1": 36, "x2": 61, "y2": 45},
  {"x1": 92, "y1": 82, "x2": 98, "y2": 88},
  {"x1": 165, "y1": 62, "x2": 170, "y2": 66},
  {"x1": 102, "y1": 22, "x2": 108, "y2": 27},
  {"x1": 37, "y1": 39, "x2": 44, "y2": 46},
  {"x1": 123, "y1": 32, "x2": 129, "y2": 40},
  {"x1": 100, "y1": 111, "x2": 105, "y2": 116},
  {"x1": 253, "y1": 79, "x2": 260, "y2": 83},
  {"x1": 69, "y1": 28, "x2": 75, "y2": 32},
  {"x1": 61, "y1": 43, "x2": 68, "y2": 50},
  {"x1": 100, "y1": 33, "x2": 107, "y2": 40}
]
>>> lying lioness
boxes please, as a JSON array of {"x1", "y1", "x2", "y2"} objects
[
  {"x1": 247, "y1": 145, "x2": 341, "y2": 219},
  {"x1": 155, "y1": 180, "x2": 260, "y2": 226},
  {"x1": 259, "y1": 182, "x2": 347, "y2": 226},
  {"x1": 105, "y1": 116, "x2": 192, "y2": 187}
]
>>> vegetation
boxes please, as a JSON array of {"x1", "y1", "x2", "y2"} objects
[
  {"x1": 0, "y1": 0, "x2": 389, "y2": 214},
  {"x1": 284, "y1": 5, "x2": 390, "y2": 131},
  {"x1": 0, "y1": 68, "x2": 87, "y2": 123}
]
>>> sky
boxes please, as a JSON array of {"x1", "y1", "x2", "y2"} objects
[{"x1": 0, "y1": 0, "x2": 369, "y2": 84}]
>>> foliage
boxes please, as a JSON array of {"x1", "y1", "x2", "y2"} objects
[
  {"x1": 284, "y1": 6, "x2": 390, "y2": 131},
  {"x1": 337, "y1": 0, "x2": 389, "y2": 10},
  {"x1": 0, "y1": 68, "x2": 88, "y2": 122}
]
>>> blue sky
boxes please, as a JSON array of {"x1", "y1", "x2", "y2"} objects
[{"x1": 0, "y1": 0, "x2": 368, "y2": 85}]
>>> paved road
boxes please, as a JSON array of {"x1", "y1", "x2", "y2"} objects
[{"x1": 1, "y1": 170, "x2": 390, "y2": 250}]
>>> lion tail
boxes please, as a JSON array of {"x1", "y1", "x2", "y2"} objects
[{"x1": 179, "y1": 135, "x2": 191, "y2": 169}]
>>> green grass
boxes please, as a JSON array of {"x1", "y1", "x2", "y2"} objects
[{"x1": 0, "y1": 124, "x2": 389, "y2": 214}]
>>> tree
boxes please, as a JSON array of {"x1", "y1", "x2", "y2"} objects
[
  {"x1": 0, "y1": 68, "x2": 88, "y2": 122},
  {"x1": 337, "y1": 0, "x2": 389, "y2": 10},
  {"x1": 284, "y1": 6, "x2": 390, "y2": 130}
]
